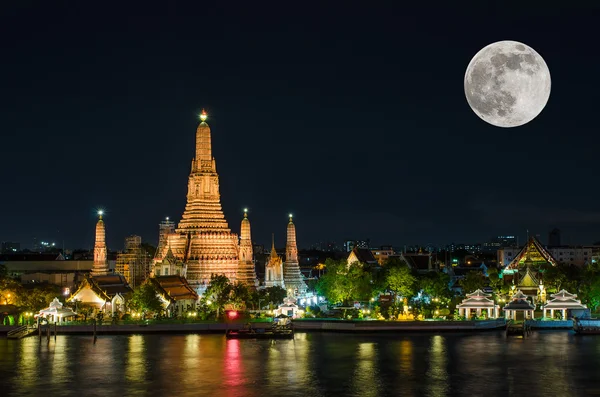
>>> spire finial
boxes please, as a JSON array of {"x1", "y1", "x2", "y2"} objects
[
  {"x1": 200, "y1": 108, "x2": 207, "y2": 122},
  {"x1": 98, "y1": 210, "x2": 104, "y2": 220},
  {"x1": 289, "y1": 213, "x2": 293, "y2": 222},
  {"x1": 243, "y1": 208, "x2": 248, "y2": 219},
  {"x1": 271, "y1": 233, "x2": 275, "y2": 250}
]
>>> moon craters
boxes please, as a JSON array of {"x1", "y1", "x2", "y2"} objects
[{"x1": 464, "y1": 40, "x2": 551, "y2": 128}]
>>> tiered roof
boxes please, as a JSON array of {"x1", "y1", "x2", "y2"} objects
[
  {"x1": 505, "y1": 236, "x2": 558, "y2": 270},
  {"x1": 503, "y1": 290, "x2": 535, "y2": 311},
  {"x1": 543, "y1": 289, "x2": 587, "y2": 310},
  {"x1": 457, "y1": 289, "x2": 497, "y2": 309},
  {"x1": 68, "y1": 274, "x2": 132, "y2": 303},
  {"x1": 150, "y1": 275, "x2": 198, "y2": 303},
  {"x1": 37, "y1": 297, "x2": 77, "y2": 319},
  {"x1": 518, "y1": 265, "x2": 539, "y2": 287}
]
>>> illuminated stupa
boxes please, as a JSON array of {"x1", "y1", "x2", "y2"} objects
[
  {"x1": 237, "y1": 209, "x2": 259, "y2": 288},
  {"x1": 91, "y1": 210, "x2": 110, "y2": 276},
  {"x1": 152, "y1": 110, "x2": 257, "y2": 291},
  {"x1": 283, "y1": 214, "x2": 307, "y2": 295}
]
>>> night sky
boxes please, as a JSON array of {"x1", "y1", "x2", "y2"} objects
[{"x1": 2, "y1": 3, "x2": 600, "y2": 251}]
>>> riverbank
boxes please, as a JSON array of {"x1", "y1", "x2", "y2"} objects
[
  {"x1": 0, "y1": 319, "x2": 508, "y2": 336},
  {"x1": 293, "y1": 319, "x2": 507, "y2": 332}
]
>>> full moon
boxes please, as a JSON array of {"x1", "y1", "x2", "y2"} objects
[{"x1": 464, "y1": 40, "x2": 551, "y2": 128}]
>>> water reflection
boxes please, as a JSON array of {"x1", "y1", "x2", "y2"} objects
[
  {"x1": 352, "y1": 342, "x2": 380, "y2": 397},
  {"x1": 426, "y1": 335, "x2": 448, "y2": 396},
  {"x1": 3, "y1": 331, "x2": 600, "y2": 397},
  {"x1": 126, "y1": 335, "x2": 146, "y2": 383}
]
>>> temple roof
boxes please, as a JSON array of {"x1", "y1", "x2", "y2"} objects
[
  {"x1": 518, "y1": 266, "x2": 539, "y2": 287},
  {"x1": 68, "y1": 274, "x2": 132, "y2": 302},
  {"x1": 401, "y1": 253, "x2": 430, "y2": 270},
  {"x1": 543, "y1": 298, "x2": 587, "y2": 310},
  {"x1": 503, "y1": 289, "x2": 535, "y2": 311},
  {"x1": 466, "y1": 289, "x2": 492, "y2": 298},
  {"x1": 505, "y1": 236, "x2": 558, "y2": 270},
  {"x1": 550, "y1": 289, "x2": 577, "y2": 300},
  {"x1": 457, "y1": 297, "x2": 497, "y2": 308},
  {"x1": 543, "y1": 289, "x2": 587, "y2": 310},
  {"x1": 151, "y1": 276, "x2": 198, "y2": 302},
  {"x1": 37, "y1": 297, "x2": 77, "y2": 318},
  {"x1": 348, "y1": 248, "x2": 378, "y2": 265}
]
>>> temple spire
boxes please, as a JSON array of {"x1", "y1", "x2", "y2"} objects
[
  {"x1": 195, "y1": 108, "x2": 214, "y2": 171},
  {"x1": 270, "y1": 233, "x2": 278, "y2": 259},
  {"x1": 91, "y1": 210, "x2": 109, "y2": 276},
  {"x1": 238, "y1": 208, "x2": 258, "y2": 288},
  {"x1": 284, "y1": 213, "x2": 307, "y2": 296}
]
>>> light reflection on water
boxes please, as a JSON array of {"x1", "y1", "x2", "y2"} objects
[{"x1": 1, "y1": 331, "x2": 600, "y2": 397}]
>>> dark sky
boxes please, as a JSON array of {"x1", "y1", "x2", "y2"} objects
[{"x1": 2, "y1": 2, "x2": 600, "y2": 250}]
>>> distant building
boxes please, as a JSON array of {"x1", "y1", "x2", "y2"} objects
[
  {"x1": 548, "y1": 228, "x2": 561, "y2": 247},
  {"x1": 343, "y1": 239, "x2": 370, "y2": 253},
  {"x1": 1, "y1": 241, "x2": 20, "y2": 253},
  {"x1": 371, "y1": 246, "x2": 395, "y2": 265},
  {"x1": 115, "y1": 235, "x2": 152, "y2": 289},
  {"x1": 482, "y1": 235, "x2": 518, "y2": 252}
]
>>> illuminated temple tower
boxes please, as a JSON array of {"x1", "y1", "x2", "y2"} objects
[
  {"x1": 153, "y1": 110, "x2": 256, "y2": 291},
  {"x1": 91, "y1": 210, "x2": 110, "y2": 276},
  {"x1": 265, "y1": 234, "x2": 285, "y2": 288},
  {"x1": 238, "y1": 209, "x2": 258, "y2": 288},
  {"x1": 283, "y1": 214, "x2": 307, "y2": 295}
]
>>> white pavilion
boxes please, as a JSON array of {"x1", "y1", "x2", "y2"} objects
[
  {"x1": 503, "y1": 290, "x2": 535, "y2": 321},
  {"x1": 35, "y1": 297, "x2": 77, "y2": 324},
  {"x1": 542, "y1": 289, "x2": 588, "y2": 320},
  {"x1": 457, "y1": 289, "x2": 500, "y2": 319}
]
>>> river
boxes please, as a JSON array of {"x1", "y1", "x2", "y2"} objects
[{"x1": 0, "y1": 331, "x2": 599, "y2": 396}]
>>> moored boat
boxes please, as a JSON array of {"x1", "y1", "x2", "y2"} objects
[
  {"x1": 226, "y1": 327, "x2": 294, "y2": 340},
  {"x1": 573, "y1": 318, "x2": 600, "y2": 334}
]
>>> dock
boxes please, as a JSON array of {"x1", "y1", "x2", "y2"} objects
[
  {"x1": 7, "y1": 325, "x2": 38, "y2": 339},
  {"x1": 505, "y1": 320, "x2": 532, "y2": 337}
]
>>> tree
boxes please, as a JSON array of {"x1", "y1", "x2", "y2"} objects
[
  {"x1": 203, "y1": 274, "x2": 232, "y2": 319},
  {"x1": 263, "y1": 286, "x2": 287, "y2": 306},
  {"x1": 486, "y1": 268, "x2": 505, "y2": 295},
  {"x1": 0, "y1": 276, "x2": 21, "y2": 305},
  {"x1": 386, "y1": 265, "x2": 417, "y2": 300},
  {"x1": 18, "y1": 284, "x2": 61, "y2": 311},
  {"x1": 229, "y1": 282, "x2": 249, "y2": 310},
  {"x1": 459, "y1": 271, "x2": 485, "y2": 295},
  {"x1": 316, "y1": 259, "x2": 374, "y2": 305},
  {"x1": 418, "y1": 271, "x2": 451, "y2": 300},
  {"x1": 129, "y1": 283, "x2": 163, "y2": 314}
]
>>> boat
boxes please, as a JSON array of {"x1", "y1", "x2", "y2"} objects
[
  {"x1": 226, "y1": 323, "x2": 294, "y2": 340},
  {"x1": 573, "y1": 318, "x2": 600, "y2": 334}
]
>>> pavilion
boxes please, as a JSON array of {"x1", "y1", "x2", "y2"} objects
[
  {"x1": 542, "y1": 289, "x2": 588, "y2": 320},
  {"x1": 36, "y1": 297, "x2": 77, "y2": 324},
  {"x1": 503, "y1": 290, "x2": 535, "y2": 321},
  {"x1": 457, "y1": 289, "x2": 500, "y2": 319}
]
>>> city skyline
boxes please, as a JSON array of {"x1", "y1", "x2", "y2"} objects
[{"x1": 2, "y1": 3, "x2": 600, "y2": 250}]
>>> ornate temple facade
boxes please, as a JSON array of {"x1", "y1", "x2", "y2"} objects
[
  {"x1": 265, "y1": 234, "x2": 285, "y2": 288},
  {"x1": 152, "y1": 111, "x2": 258, "y2": 291},
  {"x1": 503, "y1": 236, "x2": 556, "y2": 304},
  {"x1": 283, "y1": 215, "x2": 307, "y2": 295},
  {"x1": 91, "y1": 211, "x2": 110, "y2": 276}
]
